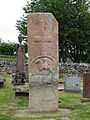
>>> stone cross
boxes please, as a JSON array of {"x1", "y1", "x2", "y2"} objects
[
  {"x1": 13, "y1": 34, "x2": 26, "y2": 84},
  {"x1": 27, "y1": 13, "x2": 58, "y2": 112}
]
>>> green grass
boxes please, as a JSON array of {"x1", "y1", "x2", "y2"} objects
[
  {"x1": 0, "y1": 75, "x2": 90, "y2": 120},
  {"x1": 0, "y1": 55, "x2": 16, "y2": 58},
  {"x1": 0, "y1": 55, "x2": 28, "y2": 59}
]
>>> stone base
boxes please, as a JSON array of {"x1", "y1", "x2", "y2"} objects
[
  {"x1": 64, "y1": 90, "x2": 81, "y2": 93},
  {"x1": 15, "y1": 92, "x2": 29, "y2": 97},
  {"x1": 29, "y1": 85, "x2": 58, "y2": 112},
  {"x1": 29, "y1": 75, "x2": 58, "y2": 113},
  {"x1": 58, "y1": 87, "x2": 64, "y2": 91},
  {"x1": 81, "y1": 98, "x2": 90, "y2": 102},
  {"x1": 14, "y1": 108, "x2": 72, "y2": 117},
  {"x1": 12, "y1": 74, "x2": 27, "y2": 85},
  {"x1": 29, "y1": 84, "x2": 58, "y2": 112},
  {"x1": 13, "y1": 83, "x2": 29, "y2": 97}
]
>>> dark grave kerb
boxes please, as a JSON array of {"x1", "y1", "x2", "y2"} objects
[{"x1": 0, "y1": 79, "x2": 6, "y2": 88}]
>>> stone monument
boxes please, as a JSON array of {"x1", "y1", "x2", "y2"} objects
[
  {"x1": 64, "y1": 75, "x2": 81, "y2": 92},
  {"x1": 81, "y1": 72, "x2": 90, "y2": 102},
  {"x1": 12, "y1": 34, "x2": 27, "y2": 84},
  {"x1": 28, "y1": 13, "x2": 58, "y2": 112}
]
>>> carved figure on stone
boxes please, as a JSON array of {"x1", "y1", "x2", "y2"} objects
[
  {"x1": 30, "y1": 55, "x2": 57, "y2": 75},
  {"x1": 35, "y1": 58, "x2": 51, "y2": 71}
]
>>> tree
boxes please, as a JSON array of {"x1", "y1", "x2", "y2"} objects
[
  {"x1": 0, "y1": 41, "x2": 16, "y2": 55},
  {"x1": 0, "y1": 40, "x2": 28, "y2": 56},
  {"x1": 16, "y1": 0, "x2": 90, "y2": 63}
]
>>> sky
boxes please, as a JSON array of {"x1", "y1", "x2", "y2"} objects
[{"x1": 0, "y1": 0, "x2": 27, "y2": 43}]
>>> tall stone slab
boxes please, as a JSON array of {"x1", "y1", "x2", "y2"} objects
[
  {"x1": 27, "y1": 13, "x2": 58, "y2": 112},
  {"x1": 81, "y1": 72, "x2": 90, "y2": 102},
  {"x1": 83, "y1": 72, "x2": 90, "y2": 98}
]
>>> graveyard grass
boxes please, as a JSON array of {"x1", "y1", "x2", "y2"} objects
[{"x1": 0, "y1": 75, "x2": 90, "y2": 120}]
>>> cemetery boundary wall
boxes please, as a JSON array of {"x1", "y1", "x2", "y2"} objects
[{"x1": 0, "y1": 58, "x2": 89, "y2": 75}]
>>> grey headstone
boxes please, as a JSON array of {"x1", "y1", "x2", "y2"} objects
[{"x1": 65, "y1": 75, "x2": 81, "y2": 92}]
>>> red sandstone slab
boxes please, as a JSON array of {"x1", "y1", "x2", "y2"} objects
[
  {"x1": 27, "y1": 13, "x2": 58, "y2": 112},
  {"x1": 27, "y1": 13, "x2": 58, "y2": 71}
]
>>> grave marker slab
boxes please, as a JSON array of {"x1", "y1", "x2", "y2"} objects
[
  {"x1": 65, "y1": 76, "x2": 81, "y2": 92},
  {"x1": 81, "y1": 72, "x2": 90, "y2": 102},
  {"x1": 28, "y1": 13, "x2": 58, "y2": 112}
]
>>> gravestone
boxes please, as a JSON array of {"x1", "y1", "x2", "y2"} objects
[
  {"x1": 12, "y1": 34, "x2": 27, "y2": 85},
  {"x1": 81, "y1": 72, "x2": 90, "y2": 102},
  {"x1": 64, "y1": 75, "x2": 81, "y2": 92},
  {"x1": 28, "y1": 13, "x2": 58, "y2": 112}
]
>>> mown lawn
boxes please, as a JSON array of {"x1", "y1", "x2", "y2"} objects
[{"x1": 0, "y1": 75, "x2": 90, "y2": 120}]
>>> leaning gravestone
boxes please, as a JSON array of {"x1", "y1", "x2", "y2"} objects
[
  {"x1": 12, "y1": 34, "x2": 27, "y2": 85},
  {"x1": 81, "y1": 72, "x2": 90, "y2": 102},
  {"x1": 28, "y1": 13, "x2": 58, "y2": 112},
  {"x1": 64, "y1": 75, "x2": 81, "y2": 92}
]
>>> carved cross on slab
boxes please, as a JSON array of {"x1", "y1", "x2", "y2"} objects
[
  {"x1": 34, "y1": 35, "x2": 52, "y2": 43},
  {"x1": 34, "y1": 35, "x2": 52, "y2": 55}
]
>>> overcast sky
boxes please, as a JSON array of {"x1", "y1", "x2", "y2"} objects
[{"x1": 0, "y1": 0, "x2": 27, "y2": 43}]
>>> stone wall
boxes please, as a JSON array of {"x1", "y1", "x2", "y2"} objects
[
  {"x1": 0, "y1": 58, "x2": 28, "y2": 76},
  {"x1": 59, "y1": 63, "x2": 90, "y2": 76},
  {"x1": 0, "y1": 58, "x2": 90, "y2": 75}
]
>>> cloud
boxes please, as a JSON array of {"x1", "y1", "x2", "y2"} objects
[{"x1": 0, "y1": 0, "x2": 27, "y2": 43}]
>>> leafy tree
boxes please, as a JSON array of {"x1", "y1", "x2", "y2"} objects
[
  {"x1": 0, "y1": 41, "x2": 16, "y2": 55},
  {"x1": 0, "y1": 40, "x2": 28, "y2": 56},
  {"x1": 16, "y1": 0, "x2": 90, "y2": 63}
]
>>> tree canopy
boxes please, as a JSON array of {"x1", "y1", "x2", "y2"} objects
[
  {"x1": 0, "y1": 41, "x2": 16, "y2": 56},
  {"x1": 16, "y1": 0, "x2": 90, "y2": 63},
  {"x1": 0, "y1": 40, "x2": 28, "y2": 56}
]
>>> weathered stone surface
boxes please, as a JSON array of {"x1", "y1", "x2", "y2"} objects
[
  {"x1": 64, "y1": 76, "x2": 81, "y2": 92},
  {"x1": 27, "y1": 13, "x2": 58, "y2": 112},
  {"x1": 83, "y1": 72, "x2": 90, "y2": 98},
  {"x1": 29, "y1": 83, "x2": 58, "y2": 112}
]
